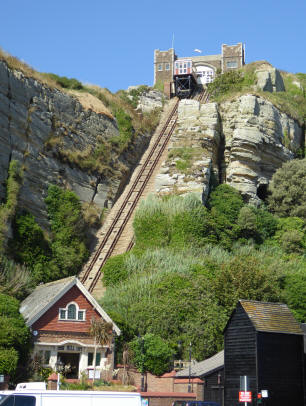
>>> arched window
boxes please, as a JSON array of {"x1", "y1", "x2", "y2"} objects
[
  {"x1": 67, "y1": 304, "x2": 76, "y2": 319},
  {"x1": 59, "y1": 302, "x2": 86, "y2": 321}
]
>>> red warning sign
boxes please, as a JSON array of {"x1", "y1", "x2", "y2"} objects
[{"x1": 239, "y1": 391, "x2": 252, "y2": 402}]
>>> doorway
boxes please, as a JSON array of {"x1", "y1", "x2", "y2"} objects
[{"x1": 57, "y1": 352, "x2": 80, "y2": 379}]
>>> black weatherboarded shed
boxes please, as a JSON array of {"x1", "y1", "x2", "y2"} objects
[{"x1": 224, "y1": 300, "x2": 305, "y2": 406}]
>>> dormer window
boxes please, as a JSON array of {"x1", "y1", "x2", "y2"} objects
[{"x1": 59, "y1": 302, "x2": 86, "y2": 321}]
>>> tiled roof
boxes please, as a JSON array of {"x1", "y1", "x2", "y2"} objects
[
  {"x1": 20, "y1": 276, "x2": 75, "y2": 325},
  {"x1": 19, "y1": 276, "x2": 121, "y2": 335},
  {"x1": 240, "y1": 300, "x2": 303, "y2": 335},
  {"x1": 176, "y1": 350, "x2": 224, "y2": 378}
]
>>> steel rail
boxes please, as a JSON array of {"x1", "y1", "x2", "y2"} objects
[
  {"x1": 87, "y1": 106, "x2": 179, "y2": 292},
  {"x1": 80, "y1": 99, "x2": 179, "y2": 288}
]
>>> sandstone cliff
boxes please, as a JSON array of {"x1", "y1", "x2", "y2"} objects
[
  {"x1": 155, "y1": 94, "x2": 303, "y2": 204},
  {"x1": 0, "y1": 61, "x2": 150, "y2": 229}
]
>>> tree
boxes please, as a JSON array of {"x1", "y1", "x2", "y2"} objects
[
  {"x1": 268, "y1": 158, "x2": 306, "y2": 220},
  {"x1": 0, "y1": 293, "x2": 30, "y2": 377},
  {"x1": 129, "y1": 333, "x2": 175, "y2": 376},
  {"x1": 89, "y1": 318, "x2": 113, "y2": 382},
  {"x1": 0, "y1": 347, "x2": 18, "y2": 375}
]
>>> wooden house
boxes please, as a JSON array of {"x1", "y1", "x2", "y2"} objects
[
  {"x1": 20, "y1": 276, "x2": 120, "y2": 379},
  {"x1": 224, "y1": 300, "x2": 305, "y2": 406}
]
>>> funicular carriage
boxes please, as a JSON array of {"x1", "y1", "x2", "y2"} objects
[{"x1": 173, "y1": 59, "x2": 198, "y2": 98}]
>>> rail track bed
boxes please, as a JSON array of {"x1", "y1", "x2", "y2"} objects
[
  {"x1": 79, "y1": 98, "x2": 179, "y2": 296},
  {"x1": 79, "y1": 88, "x2": 209, "y2": 298}
]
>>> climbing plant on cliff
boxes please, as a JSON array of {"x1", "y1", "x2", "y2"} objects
[
  {"x1": 44, "y1": 185, "x2": 89, "y2": 279},
  {"x1": 9, "y1": 185, "x2": 89, "y2": 283},
  {"x1": 0, "y1": 160, "x2": 23, "y2": 253}
]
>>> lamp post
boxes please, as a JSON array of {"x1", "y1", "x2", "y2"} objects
[
  {"x1": 55, "y1": 358, "x2": 63, "y2": 391},
  {"x1": 138, "y1": 335, "x2": 145, "y2": 392},
  {"x1": 188, "y1": 342, "x2": 192, "y2": 393},
  {"x1": 177, "y1": 340, "x2": 182, "y2": 370}
]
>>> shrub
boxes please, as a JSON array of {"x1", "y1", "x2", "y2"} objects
[
  {"x1": 0, "y1": 293, "x2": 30, "y2": 376},
  {"x1": 0, "y1": 347, "x2": 18, "y2": 375},
  {"x1": 129, "y1": 333, "x2": 175, "y2": 376},
  {"x1": 42, "y1": 73, "x2": 83, "y2": 90},
  {"x1": 268, "y1": 159, "x2": 306, "y2": 220}
]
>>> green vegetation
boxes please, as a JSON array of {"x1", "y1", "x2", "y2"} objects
[
  {"x1": 0, "y1": 256, "x2": 33, "y2": 300},
  {"x1": 42, "y1": 73, "x2": 83, "y2": 90},
  {"x1": 0, "y1": 293, "x2": 30, "y2": 376},
  {"x1": 9, "y1": 185, "x2": 89, "y2": 283},
  {"x1": 207, "y1": 63, "x2": 306, "y2": 125},
  {"x1": 110, "y1": 109, "x2": 135, "y2": 153},
  {"x1": 118, "y1": 85, "x2": 150, "y2": 109},
  {"x1": 0, "y1": 161, "x2": 23, "y2": 253},
  {"x1": 102, "y1": 175, "x2": 306, "y2": 374},
  {"x1": 268, "y1": 158, "x2": 306, "y2": 220},
  {"x1": 129, "y1": 334, "x2": 175, "y2": 376}
]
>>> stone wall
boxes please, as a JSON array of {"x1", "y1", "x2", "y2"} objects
[
  {"x1": 154, "y1": 49, "x2": 175, "y2": 86},
  {"x1": 222, "y1": 43, "x2": 245, "y2": 72}
]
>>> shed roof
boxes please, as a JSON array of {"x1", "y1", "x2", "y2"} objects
[
  {"x1": 239, "y1": 300, "x2": 303, "y2": 335},
  {"x1": 176, "y1": 350, "x2": 224, "y2": 378},
  {"x1": 20, "y1": 276, "x2": 120, "y2": 335}
]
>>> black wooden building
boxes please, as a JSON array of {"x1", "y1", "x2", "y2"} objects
[{"x1": 224, "y1": 300, "x2": 305, "y2": 406}]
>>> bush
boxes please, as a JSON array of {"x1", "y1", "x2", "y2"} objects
[
  {"x1": 268, "y1": 159, "x2": 306, "y2": 220},
  {"x1": 129, "y1": 333, "x2": 175, "y2": 376},
  {"x1": 0, "y1": 293, "x2": 30, "y2": 376},
  {"x1": 43, "y1": 73, "x2": 83, "y2": 90},
  {"x1": 0, "y1": 347, "x2": 18, "y2": 374}
]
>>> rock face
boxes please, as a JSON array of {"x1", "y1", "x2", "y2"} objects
[
  {"x1": 155, "y1": 94, "x2": 303, "y2": 205},
  {"x1": 255, "y1": 65, "x2": 285, "y2": 92},
  {"x1": 0, "y1": 61, "x2": 150, "y2": 228},
  {"x1": 155, "y1": 99, "x2": 220, "y2": 202},
  {"x1": 220, "y1": 94, "x2": 302, "y2": 204},
  {"x1": 137, "y1": 90, "x2": 164, "y2": 112}
]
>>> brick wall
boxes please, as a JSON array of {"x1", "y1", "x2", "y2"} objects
[
  {"x1": 33, "y1": 285, "x2": 102, "y2": 333},
  {"x1": 117, "y1": 366, "x2": 204, "y2": 398}
]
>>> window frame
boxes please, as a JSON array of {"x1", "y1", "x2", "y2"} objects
[
  {"x1": 226, "y1": 60, "x2": 238, "y2": 68},
  {"x1": 87, "y1": 352, "x2": 101, "y2": 367},
  {"x1": 58, "y1": 302, "x2": 86, "y2": 322},
  {"x1": 157, "y1": 63, "x2": 163, "y2": 71}
]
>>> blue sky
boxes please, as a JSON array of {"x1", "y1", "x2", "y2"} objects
[{"x1": 1, "y1": 0, "x2": 305, "y2": 92}]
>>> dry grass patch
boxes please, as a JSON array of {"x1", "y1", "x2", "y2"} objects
[{"x1": 68, "y1": 90, "x2": 113, "y2": 119}]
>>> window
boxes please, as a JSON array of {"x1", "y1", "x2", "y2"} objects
[
  {"x1": 88, "y1": 352, "x2": 101, "y2": 367},
  {"x1": 88, "y1": 352, "x2": 93, "y2": 366},
  {"x1": 158, "y1": 64, "x2": 163, "y2": 71},
  {"x1": 44, "y1": 350, "x2": 51, "y2": 364},
  {"x1": 67, "y1": 304, "x2": 76, "y2": 319},
  {"x1": 226, "y1": 60, "x2": 238, "y2": 68},
  {"x1": 59, "y1": 302, "x2": 86, "y2": 321},
  {"x1": 165, "y1": 63, "x2": 170, "y2": 71}
]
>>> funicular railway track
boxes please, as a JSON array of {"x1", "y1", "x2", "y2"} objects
[
  {"x1": 80, "y1": 86, "x2": 210, "y2": 296},
  {"x1": 80, "y1": 98, "x2": 180, "y2": 294}
]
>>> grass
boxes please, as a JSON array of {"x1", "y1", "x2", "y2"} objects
[
  {"x1": 208, "y1": 62, "x2": 306, "y2": 126},
  {"x1": 167, "y1": 146, "x2": 204, "y2": 174}
]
